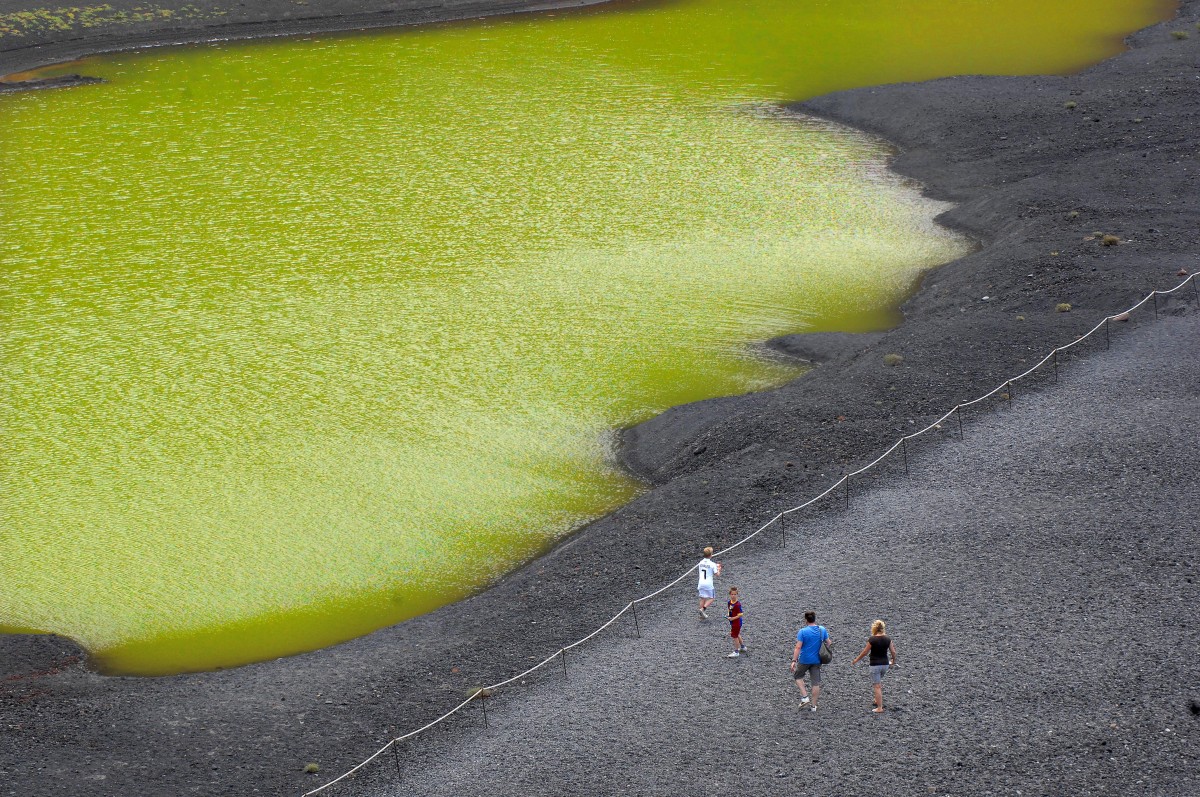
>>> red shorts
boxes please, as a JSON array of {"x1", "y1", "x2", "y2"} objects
[{"x1": 730, "y1": 620, "x2": 742, "y2": 637}]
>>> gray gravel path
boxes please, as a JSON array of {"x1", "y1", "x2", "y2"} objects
[{"x1": 337, "y1": 306, "x2": 1199, "y2": 797}]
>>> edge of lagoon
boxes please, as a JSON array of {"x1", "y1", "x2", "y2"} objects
[{"x1": 1, "y1": 1, "x2": 1198, "y2": 795}]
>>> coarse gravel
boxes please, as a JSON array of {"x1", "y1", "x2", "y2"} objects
[{"x1": 328, "y1": 308, "x2": 1199, "y2": 797}]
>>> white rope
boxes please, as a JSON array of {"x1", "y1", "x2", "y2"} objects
[
  {"x1": 1057, "y1": 316, "x2": 1110, "y2": 352},
  {"x1": 486, "y1": 648, "x2": 566, "y2": 690},
  {"x1": 302, "y1": 739, "x2": 396, "y2": 796},
  {"x1": 781, "y1": 473, "x2": 847, "y2": 516},
  {"x1": 304, "y1": 273, "x2": 1195, "y2": 795},
  {"x1": 563, "y1": 603, "x2": 631, "y2": 651},
  {"x1": 632, "y1": 566, "x2": 697, "y2": 603},
  {"x1": 302, "y1": 692, "x2": 481, "y2": 796},
  {"x1": 715, "y1": 512, "x2": 782, "y2": 557}
]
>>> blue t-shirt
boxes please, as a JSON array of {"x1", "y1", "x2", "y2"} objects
[{"x1": 796, "y1": 624, "x2": 828, "y2": 665}]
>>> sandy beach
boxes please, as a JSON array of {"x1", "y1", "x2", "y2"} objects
[{"x1": 1, "y1": 1, "x2": 1197, "y2": 794}]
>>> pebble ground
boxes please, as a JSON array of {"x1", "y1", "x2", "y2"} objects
[{"x1": 329, "y1": 309, "x2": 1200, "y2": 797}]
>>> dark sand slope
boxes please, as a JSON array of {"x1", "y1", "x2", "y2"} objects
[
  {"x1": 369, "y1": 313, "x2": 1200, "y2": 797},
  {"x1": 0, "y1": 0, "x2": 614, "y2": 82},
  {"x1": 2, "y1": 1, "x2": 1199, "y2": 795}
]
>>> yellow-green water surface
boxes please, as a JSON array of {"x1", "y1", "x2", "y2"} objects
[{"x1": 0, "y1": 0, "x2": 1172, "y2": 674}]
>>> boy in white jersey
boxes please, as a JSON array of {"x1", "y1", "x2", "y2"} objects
[{"x1": 696, "y1": 546, "x2": 722, "y2": 619}]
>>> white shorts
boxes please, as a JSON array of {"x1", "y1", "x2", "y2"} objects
[{"x1": 698, "y1": 585, "x2": 715, "y2": 599}]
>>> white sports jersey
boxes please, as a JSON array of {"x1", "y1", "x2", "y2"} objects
[{"x1": 697, "y1": 558, "x2": 719, "y2": 589}]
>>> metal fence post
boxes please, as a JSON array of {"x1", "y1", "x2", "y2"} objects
[
  {"x1": 1006, "y1": 381, "x2": 1014, "y2": 408},
  {"x1": 560, "y1": 648, "x2": 568, "y2": 679},
  {"x1": 630, "y1": 601, "x2": 641, "y2": 639},
  {"x1": 1153, "y1": 292, "x2": 1159, "y2": 319},
  {"x1": 901, "y1": 438, "x2": 909, "y2": 479},
  {"x1": 392, "y1": 740, "x2": 402, "y2": 781},
  {"x1": 1053, "y1": 349, "x2": 1058, "y2": 382},
  {"x1": 479, "y1": 695, "x2": 488, "y2": 729},
  {"x1": 956, "y1": 408, "x2": 964, "y2": 439},
  {"x1": 843, "y1": 476, "x2": 850, "y2": 510},
  {"x1": 780, "y1": 514, "x2": 787, "y2": 548},
  {"x1": 1192, "y1": 274, "x2": 1199, "y2": 302},
  {"x1": 1105, "y1": 317, "x2": 1110, "y2": 350}
]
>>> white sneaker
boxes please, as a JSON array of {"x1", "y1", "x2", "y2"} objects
[
  {"x1": 799, "y1": 696, "x2": 810, "y2": 706},
  {"x1": 726, "y1": 651, "x2": 740, "y2": 658},
  {"x1": 699, "y1": 609, "x2": 708, "y2": 619}
]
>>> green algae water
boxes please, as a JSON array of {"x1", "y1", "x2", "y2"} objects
[{"x1": 0, "y1": 0, "x2": 1172, "y2": 674}]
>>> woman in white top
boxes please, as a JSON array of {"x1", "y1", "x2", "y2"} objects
[{"x1": 696, "y1": 546, "x2": 721, "y2": 618}]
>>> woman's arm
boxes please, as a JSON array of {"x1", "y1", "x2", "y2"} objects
[
  {"x1": 890, "y1": 640, "x2": 898, "y2": 665},
  {"x1": 850, "y1": 642, "x2": 870, "y2": 665}
]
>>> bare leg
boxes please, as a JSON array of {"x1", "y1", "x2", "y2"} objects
[
  {"x1": 794, "y1": 678, "x2": 809, "y2": 699},
  {"x1": 811, "y1": 684, "x2": 821, "y2": 708},
  {"x1": 873, "y1": 682, "x2": 884, "y2": 712}
]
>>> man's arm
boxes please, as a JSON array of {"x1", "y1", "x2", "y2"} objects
[{"x1": 790, "y1": 639, "x2": 802, "y2": 669}]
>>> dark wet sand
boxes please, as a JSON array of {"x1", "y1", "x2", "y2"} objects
[{"x1": 1, "y1": 1, "x2": 1198, "y2": 795}]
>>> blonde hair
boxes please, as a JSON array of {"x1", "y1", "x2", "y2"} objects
[
  {"x1": 703, "y1": 546, "x2": 714, "y2": 557},
  {"x1": 871, "y1": 619, "x2": 886, "y2": 635}
]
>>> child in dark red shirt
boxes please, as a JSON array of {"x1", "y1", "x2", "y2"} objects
[{"x1": 725, "y1": 587, "x2": 747, "y2": 658}]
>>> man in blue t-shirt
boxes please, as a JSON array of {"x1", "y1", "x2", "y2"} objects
[{"x1": 790, "y1": 610, "x2": 830, "y2": 712}]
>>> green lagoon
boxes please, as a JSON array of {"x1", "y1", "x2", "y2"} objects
[{"x1": 0, "y1": 0, "x2": 1172, "y2": 674}]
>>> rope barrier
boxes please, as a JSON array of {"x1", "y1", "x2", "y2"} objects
[
  {"x1": 562, "y1": 603, "x2": 632, "y2": 651},
  {"x1": 303, "y1": 273, "x2": 1195, "y2": 796}
]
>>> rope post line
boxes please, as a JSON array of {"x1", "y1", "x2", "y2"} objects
[{"x1": 299, "y1": 273, "x2": 1197, "y2": 797}]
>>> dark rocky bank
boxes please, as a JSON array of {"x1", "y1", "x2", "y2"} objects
[{"x1": 1, "y1": 0, "x2": 1197, "y2": 795}]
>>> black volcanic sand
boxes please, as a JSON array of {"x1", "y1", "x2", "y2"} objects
[
  {"x1": 2, "y1": 1, "x2": 1199, "y2": 795},
  {"x1": 373, "y1": 312, "x2": 1200, "y2": 797}
]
